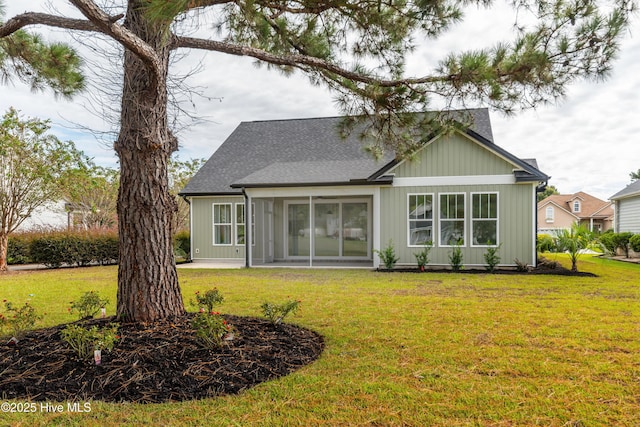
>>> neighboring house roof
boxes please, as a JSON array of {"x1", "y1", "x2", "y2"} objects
[
  {"x1": 180, "y1": 108, "x2": 548, "y2": 196},
  {"x1": 538, "y1": 192, "x2": 614, "y2": 220},
  {"x1": 610, "y1": 180, "x2": 640, "y2": 201}
]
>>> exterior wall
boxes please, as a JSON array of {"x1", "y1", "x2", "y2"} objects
[
  {"x1": 537, "y1": 204, "x2": 577, "y2": 235},
  {"x1": 380, "y1": 132, "x2": 538, "y2": 267},
  {"x1": 380, "y1": 184, "x2": 536, "y2": 267},
  {"x1": 189, "y1": 196, "x2": 246, "y2": 260},
  {"x1": 615, "y1": 197, "x2": 640, "y2": 233}
]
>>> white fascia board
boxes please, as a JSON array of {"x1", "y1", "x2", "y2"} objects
[
  {"x1": 392, "y1": 175, "x2": 515, "y2": 187},
  {"x1": 244, "y1": 185, "x2": 379, "y2": 198}
]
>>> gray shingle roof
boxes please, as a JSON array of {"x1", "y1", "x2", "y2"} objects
[
  {"x1": 610, "y1": 179, "x2": 640, "y2": 200},
  {"x1": 180, "y1": 108, "x2": 543, "y2": 195}
]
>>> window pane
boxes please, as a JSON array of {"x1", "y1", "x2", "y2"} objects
[
  {"x1": 472, "y1": 221, "x2": 497, "y2": 245},
  {"x1": 441, "y1": 220, "x2": 464, "y2": 246},
  {"x1": 410, "y1": 220, "x2": 432, "y2": 245},
  {"x1": 215, "y1": 225, "x2": 231, "y2": 244},
  {"x1": 236, "y1": 225, "x2": 245, "y2": 245},
  {"x1": 236, "y1": 204, "x2": 244, "y2": 223}
]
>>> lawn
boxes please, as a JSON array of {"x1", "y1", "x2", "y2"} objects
[{"x1": 1, "y1": 255, "x2": 639, "y2": 426}]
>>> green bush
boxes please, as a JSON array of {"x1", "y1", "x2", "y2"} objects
[
  {"x1": 7, "y1": 235, "x2": 31, "y2": 264},
  {"x1": 483, "y1": 244, "x2": 502, "y2": 272},
  {"x1": 537, "y1": 234, "x2": 556, "y2": 253},
  {"x1": 449, "y1": 242, "x2": 464, "y2": 271},
  {"x1": 174, "y1": 230, "x2": 191, "y2": 260},
  {"x1": 612, "y1": 232, "x2": 634, "y2": 257},
  {"x1": 598, "y1": 232, "x2": 617, "y2": 255},
  {"x1": 374, "y1": 240, "x2": 399, "y2": 270},
  {"x1": 28, "y1": 230, "x2": 118, "y2": 268},
  {"x1": 630, "y1": 234, "x2": 640, "y2": 253}
]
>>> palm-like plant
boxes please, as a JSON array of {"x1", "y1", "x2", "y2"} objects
[{"x1": 555, "y1": 223, "x2": 594, "y2": 272}]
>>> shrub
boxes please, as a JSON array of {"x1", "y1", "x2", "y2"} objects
[
  {"x1": 613, "y1": 232, "x2": 634, "y2": 257},
  {"x1": 413, "y1": 243, "x2": 431, "y2": 271},
  {"x1": 598, "y1": 232, "x2": 617, "y2": 255},
  {"x1": 0, "y1": 301, "x2": 43, "y2": 339},
  {"x1": 261, "y1": 299, "x2": 300, "y2": 325},
  {"x1": 191, "y1": 312, "x2": 230, "y2": 348},
  {"x1": 28, "y1": 230, "x2": 118, "y2": 268},
  {"x1": 630, "y1": 234, "x2": 640, "y2": 253},
  {"x1": 70, "y1": 291, "x2": 110, "y2": 320},
  {"x1": 483, "y1": 244, "x2": 502, "y2": 272},
  {"x1": 537, "y1": 234, "x2": 556, "y2": 253},
  {"x1": 7, "y1": 235, "x2": 31, "y2": 264},
  {"x1": 174, "y1": 230, "x2": 191, "y2": 260},
  {"x1": 192, "y1": 288, "x2": 224, "y2": 313},
  {"x1": 448, "y1": 242, "x2": 463, "y2": 271},
  {"x1": 374, "y1": 240, "x2": 399, "y2": 270},
  {"x1": 61, "y1": 323, "x2": 119, "y2": 360},
  {"x1": 514, "y1": 258, "x2": 531, "y2": 272}
]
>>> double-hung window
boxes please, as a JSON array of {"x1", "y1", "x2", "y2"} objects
[
  {"x1": 440, "y1": 193, "x2": 465, "y2": 246},
  {"x1": 213, "y1": 203, "x2": 232, "y2": 245},
  {"x1": 408, "y1": 194, "x2": 433, "y2": 246},
  {"x1": 471, "y1": 193, "x2": 498, "y2": 246},
  {"x1": 235, "y1": 203, "x2": 256, "y2": 246}
]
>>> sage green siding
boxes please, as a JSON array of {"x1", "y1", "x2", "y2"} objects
[
  {"x1": 393, "y1": 132, "x2": 515, "y2": 177},
  {"x1": 190, "y1": 196, "x2": 245, "y2": 260},
  {"x1": 380, "y1": 184, "x2": 535, "y2": 266},
  {"x1": 379, "y1": 132, "x2": 537, "y2": 267}
]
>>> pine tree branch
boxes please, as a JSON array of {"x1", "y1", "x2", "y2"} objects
[
  {"x1": 0, "y1": 12, "x2": 122, "y2": 37},
  {"x1": 173, "y1": 35, "x2": 444, "y2": 87}
]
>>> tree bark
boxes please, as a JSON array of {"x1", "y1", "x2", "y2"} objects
[
  {"x1": 0, "y1": 233, "x2": 8, "y2": 272},
  {"x1": 115, "y1": 1, "x2": 184, "y2": 322}
]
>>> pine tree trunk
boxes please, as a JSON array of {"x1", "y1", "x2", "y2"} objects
[{"x1": 115, "y1": 2, "x2": 185, "y2": 322}]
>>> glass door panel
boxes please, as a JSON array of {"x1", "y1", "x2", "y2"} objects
[
  {"x1": 314, "y1": 203, "x2": 340, "y2": 257},
  {"x1": 342, "y1": 202, "x2": 368, "y2": 257},
  {"x1": 288, "y1": 204, "x2": 309, "y2": 257}
]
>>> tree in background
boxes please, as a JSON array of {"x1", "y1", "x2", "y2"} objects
[
  {"x1": 1, "y1": 0, "x2": 633, "y2": 321},
  {"x1": 537, "y1": 185, "x2": 560, "y2": 202},
  {"x1": 63, "y1": 164, "x2": 119, "y2": 230},
  {"x1": 169, "y1": 157, "x2": 205, "y2": 233},
  {"x1": 0, "y1": 108, "x2": 86, "y2": 272},
  {"x1": 630, "y1": 169, "x2": 640, "y2": 181}
]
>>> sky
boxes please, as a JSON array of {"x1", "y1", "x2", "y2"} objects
[{"x1": 2, "y1": 1, "x2": 639, "y2": 201}]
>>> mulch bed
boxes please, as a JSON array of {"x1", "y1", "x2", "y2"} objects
[{"x1": 0, "y1": 315, "x2": 324, "y2": 403}]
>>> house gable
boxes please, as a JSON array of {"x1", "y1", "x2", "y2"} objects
[{"x1": 387, "y1": 131, "x2": 517, "y2": 180}]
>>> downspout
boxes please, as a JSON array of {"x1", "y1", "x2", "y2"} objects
[
  {"x1": 241, "y1": 188, "x2": 251, "y2": 268},
  {"x1": 180, "y1": 195, "x2": 192, "y2": 263}
]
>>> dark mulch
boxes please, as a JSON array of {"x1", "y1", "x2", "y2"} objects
[
  {"x1": 377, "y1": 258, "x2": 597, "y2": 277},
  {"x1": 0, "y1": 315, "x2": 324, "y2": 403}
]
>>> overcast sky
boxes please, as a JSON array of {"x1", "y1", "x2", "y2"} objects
[{"x1": 2, "y1": 1, "x2": 639, "y2": 201}]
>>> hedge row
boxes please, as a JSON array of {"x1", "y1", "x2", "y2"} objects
[
  {"x1": 8, "y1": 231, "x2": 119, "y2": 268},
  {"x1": 599, "y1": 231, "x2": 640, "y2": 257},
  {"x1": 8, "y1": 230, "x2": 191, "y2": 267}
]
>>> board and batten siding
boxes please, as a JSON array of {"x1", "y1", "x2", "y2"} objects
[
  {"x1": 379, "y1": 132, "x2": 537, "y2": 267},
  {"x1": 616, "y1": 197, "x2": 640, "y2": 233},
  {"x1": 190, "y1": 196, "x2": 245, "y2": 260}
]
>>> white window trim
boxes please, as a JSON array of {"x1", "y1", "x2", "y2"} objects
[
  {"x1": 470, "y1": 192, "x2": 499, "y2": 247},
  {"x1": 212, "y1": 203, "x2": 233, "y2": 246},
  {"x1": 438, "y1": 192, "x2": 466, "y2": 247},
  {"x1": 407, "y1": 193, "x2": 435, "y2": 248},
  {"x1": 235, "y1": 202, "x2": 256, "y2": 246},
  {"x1": 546, "y1": 206, "x2": 554, "y2": 222},
  {"x1": 573, "y1": 200, "x2": 581, "y2": 213}
]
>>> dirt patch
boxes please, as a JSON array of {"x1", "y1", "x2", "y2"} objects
[{"x1": 0, "y1": 314, "x2": 324, "y2": 403}]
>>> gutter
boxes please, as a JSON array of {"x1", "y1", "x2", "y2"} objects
[{"x1": 241, "y1": 187, "x2": 250, "y2": 268}]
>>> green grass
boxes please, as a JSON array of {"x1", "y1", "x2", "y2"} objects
[{"x1": 1, "y1": 255, "x2": 640, "y2": 426}]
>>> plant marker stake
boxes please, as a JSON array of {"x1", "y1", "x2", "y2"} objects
[
  {"x1": 94, "y1": 349, "x2": 102, "y2": 365},
  {"x1": 101, "y1": 307, "x2": 106, "y2": 318}
]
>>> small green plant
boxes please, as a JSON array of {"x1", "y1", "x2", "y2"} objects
[
  {"x1": 374, "y1": 240, "x2": 399, "y2": 270},
  {"x1": 61, "y1": 323, "x2": 120, "y2": 360},
  {"x1": 483, "y1": 243, "x2": 502, "y2": 272},
  {"x1": 261, "y1": 299, "x2": 300, "y2": 325},
  {"x1": 0, "y1": 300, "x2": 43, "y2": 339},
  {"x1": 191, "y1": 288, "x2": 224, "y2": 312},
  {"x1": 514, "y1": 258, "x2": 531, "y2": 272},
  {"x1": 191, "y1": 311, "x2": 231, "y2": 348},
  {"x1": 70, "y1": 291, "x2": 109, "y2": 319},
  {"x1": 414, "y1": 243, "x2": 432, "y2": 271},
  {"x1": 448, "y1": 242, "x2": 464, "y2": 271}
]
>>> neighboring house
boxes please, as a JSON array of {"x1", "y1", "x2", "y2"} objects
[
  {"x1": 537, "y1": 192, "x2": 614, "y2": 235},
  {"x1": 180, "y1": 109, "x2": 549, "y2": 269},
  {"x1": 610, "y1": 180, "x2": 640, "y2": 233},
  {"x1": 15, "y1": 201, "x2": 69, "y2": 231}
]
